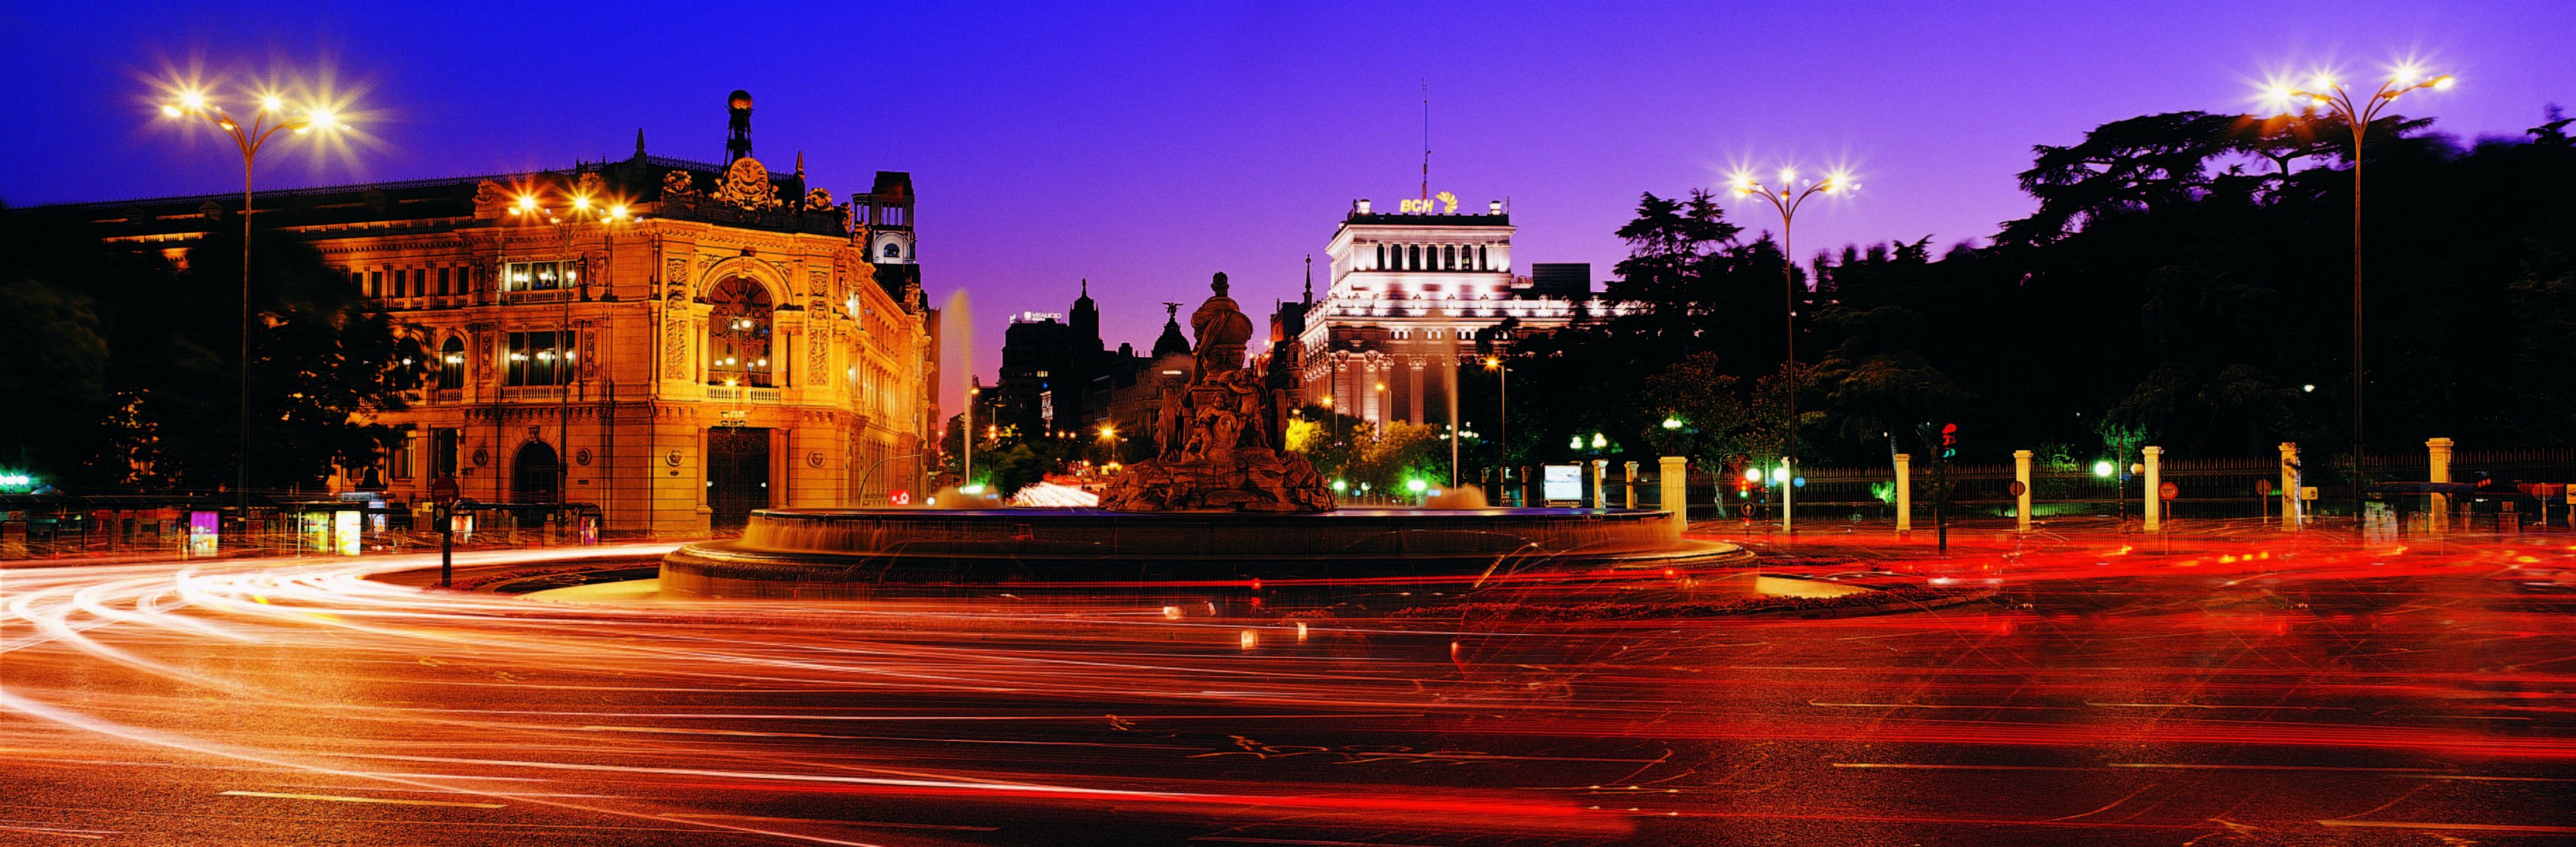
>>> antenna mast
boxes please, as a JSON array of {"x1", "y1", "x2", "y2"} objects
[{"x1": 1420, "y1": 82, "x2": 1431, "y2": 201}]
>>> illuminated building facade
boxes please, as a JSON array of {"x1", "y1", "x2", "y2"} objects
[
  {"x1": 63, "y1": 93, "x2": 938, "y2": 531},
  {"x1": 1296, "y1": 196, "x2": 1620, "y2": 426}
]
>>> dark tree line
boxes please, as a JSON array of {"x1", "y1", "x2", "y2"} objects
[
  {"x1": 0, "y1": 210, "x2": 422, "y2": 494},
  {"x1": 1470, "y1": 106, "x2": 2576, "y2": 477}
]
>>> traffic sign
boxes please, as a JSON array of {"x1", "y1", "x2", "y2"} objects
[
  {"x1": 2159, "y1": 481, "x2": 2178, "y2": 501},
  {"x1": 2255, "y1": 478, "x2": 2273, "y2": 495},
  {"x1": 2008, "y1": 481, "x2": 2026, "y2": 497},
  {"x1": 428, "y1": 475, "x2": 460, "y2": 505}
]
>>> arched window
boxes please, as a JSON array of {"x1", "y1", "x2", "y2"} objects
[
  {"x1": 1375, "y1": 244, "x2": 1385, "y2": 270},
  {"x1": 708, "y1": 277, "x2": 775, "y2": 388},
  {"x1": 880, "y1": 241, "x2": 902, "y2": 259},
  {"x1": 1478, "y1": 245, "x2": 1489, "y2": 270},
  {"x1": 1407, "y1": 244, "x2": 1419, "y2": 270},
  {"x1": 436, "y1": 337, "x2": 465, "y2": 390}
]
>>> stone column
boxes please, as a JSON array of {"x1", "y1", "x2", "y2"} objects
[
  {"x1": 1590, "y1": 459, "x2": 1609, "y2": 509},
  {"x1": 2426, "y1": 437, "x2": 2454, "y2": 532},
  {"x1": 1406, "y1": 361, "x2": 1426, "y2": 425},
  {"x1": 2279, "y1": 442, "x2": 2301, "y2": 531},
  {"x1": 1892, "y1": 453, "x2": 1912, "y2": 533},
  {"x1": 1623, "y1": 461, "x2": 1640, "y2": 507},
  {"x1": 1659, "y1": 456, "x2": 1688, "y2": 538},
  {"x1": 2142, "y1": 446, "x2": 2164, "y2": 531},
  {"x1": 1362, "y1": 359, "x2": 1382, "y2": 425},
  {"x1": 2013, "y1": 450, "x2": 2034, "y2": 532}
]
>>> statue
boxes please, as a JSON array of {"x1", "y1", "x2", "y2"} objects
[{"x1": 1100, "y1": 273, "x2": 1335, "y2": 513}]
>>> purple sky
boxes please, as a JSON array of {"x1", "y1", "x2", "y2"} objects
[{"x1": 4, "y1": 1, "x2": 2569, "y2": 412}]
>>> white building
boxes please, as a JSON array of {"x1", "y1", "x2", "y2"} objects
[{"x1": 1296, "y1": 195, "x2": 1621, "y2": 426}]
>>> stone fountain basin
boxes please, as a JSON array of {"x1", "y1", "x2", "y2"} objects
[{"x1": 660, "y1": 507, "x2": 1750, "y2": 596}]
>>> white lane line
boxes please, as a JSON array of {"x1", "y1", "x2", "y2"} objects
[{"x1": 218, "y1": 790, "x2": 506, "y2": 808}]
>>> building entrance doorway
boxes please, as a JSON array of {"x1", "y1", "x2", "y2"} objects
[
  {"x1": 513, "y1": 441, "x2": 561, "y2": 504},
  {"x1": 708, "y1": 426, "x2": 770, "y2": 528}
]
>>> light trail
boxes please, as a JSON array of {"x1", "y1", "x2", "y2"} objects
[{"x1": 1, "y1": 529, "x2": 2572, "y2": 844}]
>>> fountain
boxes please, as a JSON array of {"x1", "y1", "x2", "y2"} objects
[{"x1": 661, "y1": 274, "x2": 1746, "y2": 598}]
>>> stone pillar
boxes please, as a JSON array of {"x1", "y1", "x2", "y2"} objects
[
  {"x1": 1892, "y1": 452, "x2": 1912, "y2": 532},
  {"x1": 2279, "y1": 441, "x2": 2301, "y2": 531},
  {"x1": 2142, "y1": 445, "x2": 2163, "y2": 531},
  {"x1": 2426, "y1": 437, "x2": 2454, "y2": 532},
  {"x1": 1590, "y1": 459, "x2": 1609, "y2": 509},
  {"x1": 1406, "y1": 361, "x2": 1426, "y2": 425},
  {"x1": 1623, "y1": 461, "x2": 1640, "y2": 508},
  {"x1": 1361, "y1": 359, "x2": 1382, "y2": 425},
  {"x1": 2013, "y1": 450, "x2": 2034, "y2": 532},
  {"x1": 1659, "y1": 456, "x2": 1688, "y2": 538}
]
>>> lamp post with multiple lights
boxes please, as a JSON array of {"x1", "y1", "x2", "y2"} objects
[
  {"x1": 157, "y1": 85, "x2": 346, "y2": 511},
  {"x1": 2265, "y1": 66, "x2": 2452, "y2": 524},
  {"x1": 504, "y1": 188, "x2": 634, "y2": 510},
  {"x1": 1729, "y1": 167, "x2": 1854, "y2": 534}
]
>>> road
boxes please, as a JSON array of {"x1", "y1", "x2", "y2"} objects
[{"x1": 4, "y1": 527, "x2": 2575, "y2": 845}]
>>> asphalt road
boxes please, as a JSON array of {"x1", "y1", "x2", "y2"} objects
[{"x1": 4, "y1": 526, "x2": 2574, "y2": 846}]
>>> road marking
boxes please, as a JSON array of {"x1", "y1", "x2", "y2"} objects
[
  {"x1": 2318, "y1": 820, "x2": 2576, "y2": 833},
  {"x1": 218, "y1": 791, "x2": 506, "y2": 808},
  {"x1": 660, "y1": 812, "x2": 996, "y2": 831}
]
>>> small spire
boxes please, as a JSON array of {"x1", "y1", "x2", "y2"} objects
[
  {"x1": 635, "y1": 128, "x2": 647, "y2": 159},
  {"x1": 1303, "y1": 254, "x2": 1313, "y2": 303},
  {"x1": 794, "y1": 150, "x2": 806, "y2": 178},
  {"x1": 1080, "y1": 277, "x2": 1089, "y2": 297}
]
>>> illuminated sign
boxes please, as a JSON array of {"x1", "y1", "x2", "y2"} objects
[
  {"x1": 1397, "y1": 191, "x2": 1459, "y2": 215},
  {"x1": 1542, "y1": 464, "x2": 1582, "y2": 503}
]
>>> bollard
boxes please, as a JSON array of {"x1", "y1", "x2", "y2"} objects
[
  {"x1": 1893, "y1": 452, "x2": 1912, "y2": 533},
  {"x1": 1659, "y1": 456, "x2": 1688, "y2": 539},
  {"x1": 2279, "y1": 442, "x2": 2301, "y2": 531},
  {"x1": 2013, "y1": 450, "x2": 2034, "y2": 532},
  {"x1": 2426, "y1": 438, "x2": 2453, "y2": 533},
  {"x1": 2142, "y1": 446, "x2": 2163, "y2": 531}
]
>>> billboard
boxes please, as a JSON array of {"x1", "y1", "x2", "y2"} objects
[{"x1": 1542, "y1": 464, "x2": 1583, "y2": 503}]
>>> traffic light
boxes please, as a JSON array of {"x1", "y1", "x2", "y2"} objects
[{"x1": 1938, "y1": 423, "x2": 1958, "y2": 459}]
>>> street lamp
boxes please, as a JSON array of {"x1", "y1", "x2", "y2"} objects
[
  {"x1": 1483, "y1": 355, "x2": 1508, "y2": 498},
  {"x1": 156, "y1": 80, "x2": 351, "y2": 511},
  {"x1": 2262, "y1": 64, "x2": 2452, "y2": 524},
  {"x1": 1731, "y1": 167, "x2": 1856, "y2": 534}
]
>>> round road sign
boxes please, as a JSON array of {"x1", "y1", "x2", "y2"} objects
[{"x1": 2159, "y1": 481, "x2": 2180, "y2": 501}]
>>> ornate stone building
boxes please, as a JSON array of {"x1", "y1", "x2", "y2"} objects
[
  {"x1": 1296, "y1": 196, "x2": 1622, "y2": 426},
  {"x1": 64, "y1": 93, "x2": 937, "y2": 531}
]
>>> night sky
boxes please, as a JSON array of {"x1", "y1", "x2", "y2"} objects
[{"x1": 3, "y1": 1, "x2": 2569, "y2": 409}]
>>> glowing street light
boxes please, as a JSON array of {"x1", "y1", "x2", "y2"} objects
[
  {"x1": 2260, "y1": 63, "x2": 2452, "y2": 522},
  {"x1": 1662, "y1": 416, "x2": 1683, "y2": 430},
  {"x1": 1483, "y1": 356, "x2": 1509, "y2": 493},
  {"x1": 2092, "y1": 459, "x2": 2117, "y2": 479},
  {"x1": 153, "y1": 76, "x2": 354, "y2": 509},
  {"x1": 1731, "y1": 164, "x2": 1857, "y2": 534}
]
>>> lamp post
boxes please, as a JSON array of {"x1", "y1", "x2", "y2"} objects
[
  {"x1": 1730, "y1": 167, "x2": 1856, "y2": 533},
  {"x1": 508, "y1": 188, "x2": 635, "y2": 515},
  {"x1": 1483, "y1": 356, "x2": 1507, "y2": 501},
  {"x1": 2265, "y1": 66, "x2": 2452, "y2": 526},
  {"x1": 157, "y1": 85, "x2": 347, "y2": 511}
]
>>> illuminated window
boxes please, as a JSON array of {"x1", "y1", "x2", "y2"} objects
[
  {"x1": 707, "y1": 277, "x2": 775, "y2": 387},
  {"x1": 505, "y1": 330, "x2": 577, "y2": 387},
  {"x1": 881, "y1": 241, "x2": 902, "y2": 259},
  {"x1": 436, "y1": 337, "x2": 465, "y2": 390},
  {"x1": 503, "y1": 260, "x2": 570, "y2": 292}
]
